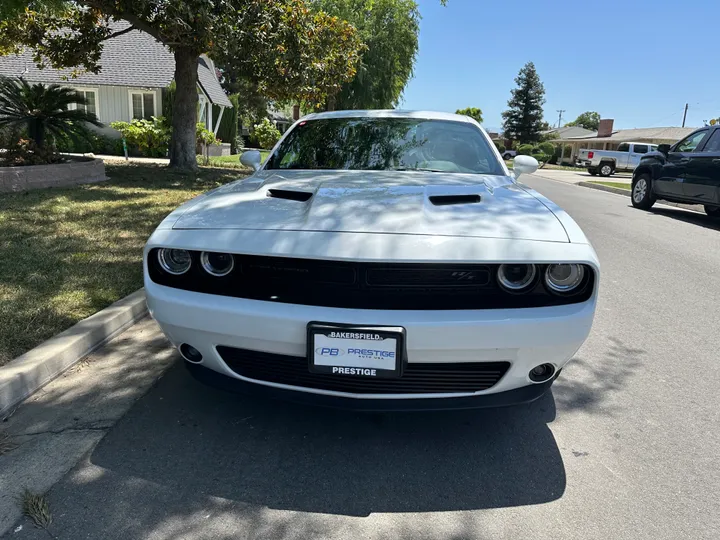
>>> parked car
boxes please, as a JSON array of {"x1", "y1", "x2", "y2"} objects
[
  {"x1": 577, "y1": 142, "x2": 658, "y2": 177},
  {"x1": 144, "y1": 110, "x2": 599, "y2": 410},
  {"x1": 502, "y1": 149, "x2": 517, "y2": 160},
  {"x1": 631, "y1": 125, "x2": 720, "y2": 217}
]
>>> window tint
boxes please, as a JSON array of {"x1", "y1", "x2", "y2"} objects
[
  {"x1": 701, "y1": 130, "x2": 720, "y2": 153},
  {"x1": 266, "y1": 118, "x2": 504, "y2": 175},
  {"x1": 633, "y1": 144, "x2": 649, "y2": 154},
  {"x1": 675, "y1": 130, "x2": 708, "y2": 153},
  {"x1": 617, "y1": 143, "x2": 629, "y2": 152}
]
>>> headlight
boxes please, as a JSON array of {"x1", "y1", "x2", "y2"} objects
[
  {"x1": 545, "y1": 264, "x2": 585, "y2": 293},
  {"x1": 497, "y1": 264, "x2": 537, "y2": 292},
  {"x1": 201, "y1": 251, "x2": 234, "y2": 277},
  {"x1": 157, "y1": 248, "x2": 192, "y2": 275}
]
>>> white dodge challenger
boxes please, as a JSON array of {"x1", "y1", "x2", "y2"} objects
[{"x1": 144, "y1": 110, "x2": 599, "y2": 410}]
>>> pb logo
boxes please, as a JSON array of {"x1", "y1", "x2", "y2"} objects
[{"x1": 316, "y1": 347, "x2": 344, "y2": 356}]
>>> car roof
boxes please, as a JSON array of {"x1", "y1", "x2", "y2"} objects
[{"x1": 303, "y1": 110, "x2": 475, "y2": 123}]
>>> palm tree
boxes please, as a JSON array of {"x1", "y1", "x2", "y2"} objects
[{"x1": 0, "y1": 76, "x2": 102, "y2": 150}]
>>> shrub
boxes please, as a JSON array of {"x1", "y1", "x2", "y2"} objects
[
  {"x1": 538, "y1": 142, "x2": 555, "y2": 156},
  {"x1": 110, "y1": 117, "x2": 170, "y2": 157},
  {"x1": 0, "y1": 138, "x2": 63, "y2": 166},
  {"x1": 253, "y1": 118, "x2": 281, "y2": 149},
  {"x1": 0, "y1": 77, "x2": 101, "y2": 162},
  {"x1": 54, "y1": 131, "x2": 124, "y2": 156},
  {"x1": 563, "y1": 146, "x2": 572, "y2": 158},
  {"x1": 517, "y1": 143, "x2": 534, "y2": 156},
  {"x1": 196, "y1": 123, "x2": 217, "y2": 146},
  {"x1": 494, "y1": 142, "x2": 506, "y2": 153}
]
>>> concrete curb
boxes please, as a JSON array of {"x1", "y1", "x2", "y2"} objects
[
  {"x1": 578, "y1": 181, "x2": 631, "y2": 196},
  {"x1": 578, "y1": 181, "x2": 708, "y2": 214},
  {"x1": 0, "y1": 289, "x2": 147, "y2": 417}
]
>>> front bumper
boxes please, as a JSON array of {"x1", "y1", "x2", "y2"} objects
[
  {"x1": 185, "y1": 361, "x2": 559, "y2": 411},
  {"x1": 146, "y1": 279, "x2": 596, "y2": 407}
]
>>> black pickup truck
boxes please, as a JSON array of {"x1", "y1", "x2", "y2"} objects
[{"x1": 631, "y1": 125, "x2": 720, "y2": 217}]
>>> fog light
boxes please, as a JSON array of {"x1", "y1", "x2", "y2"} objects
[
  {"x1": 179, "y1": 343, "x2": 203, "y2": 363},
  {"x1": 529, "y1": 363, "x2": 555, "y2": 382},
  {"x1": 497, "y1": 264, "x2": 537, "y2": 292}
]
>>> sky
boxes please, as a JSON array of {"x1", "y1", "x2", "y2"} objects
[{"x1": 401, "y1": 0, "x2": 720, "y2": 131}]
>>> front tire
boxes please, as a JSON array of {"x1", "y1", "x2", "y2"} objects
[
  {"x1": 705, "y1": 205, "x2": 720, "y2": 218},
  {"x1": 503, "y1": 153, "x2": 512, "y2": 160},
  {"x1": 598, "y1": 162, "x2": 614, "y2": 177},
  {"x1": 588, "y1": 168, "x2": 598, "y2": 176},
  {"x1": 631, "y1": 173, "x2": 655, "y2": 210}
]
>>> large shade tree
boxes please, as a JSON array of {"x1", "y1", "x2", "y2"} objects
[
  {"x1": 501, "y1": 62, "x2": 546, "y2": 144},
  {"x1": 311, "y1": 0, "x2": 420, "y2": 110},
  {"x1": 455, "y1": 107, "x2": 483, "y2": 124},
  {"x1": 565, "y1": 111, "x2": 601, "y2": 131},
  {"x1": 0, "y1": 0, "x2": 363, "y2": 170}
]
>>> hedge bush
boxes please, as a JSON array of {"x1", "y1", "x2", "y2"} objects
[
  {"x1": 253, "y1": 118, "x2": 281, "y2": 149},
  {"x1": 517, "y1": 143, "x2": 534, "y2": 156}
]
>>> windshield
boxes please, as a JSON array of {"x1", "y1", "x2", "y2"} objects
[{"x1": 265, "y1": 117, "x2": 504, "y2": 175}]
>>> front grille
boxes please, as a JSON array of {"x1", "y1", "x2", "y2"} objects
[
  {"x1": 217, "y1": 346, "x2": 510, "y2": 394},
  {"x1": 148, "y1": 251, "x2": 595, "y2": 310}
]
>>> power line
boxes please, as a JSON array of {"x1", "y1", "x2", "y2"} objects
[{"x1": 556, "y1": 109, "x2": 566, "y2": 128}]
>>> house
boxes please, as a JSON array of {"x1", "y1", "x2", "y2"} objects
[
  {"x1": 552, "y1": 119, "x2": 697, "y2": 164},
  {"x1": 0, "y1": 21, "x2": 232, "y2": 142},
  {"x1": 543, "y1": 125, "x2": 597, "y2": 139}
]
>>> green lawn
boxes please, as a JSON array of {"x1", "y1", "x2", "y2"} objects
[
  {"x1": 590, "y1": 181, "x2": 631, "y2": 190},
  {"x1": 0, "y1": 162, "x2": 247, "y2": 365},
  {"x1": 200, "y1": 151, "x2": 270, "y2": 169}
]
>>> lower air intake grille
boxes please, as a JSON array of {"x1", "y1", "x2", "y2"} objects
[{"x1": 216, "y1": 346, "x2": 510, "y2": 394}]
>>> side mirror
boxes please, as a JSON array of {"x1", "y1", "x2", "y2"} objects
[
  {"x1": 512, "y1": 155, "x2": 539, "y2": 178},
  {"x1": 240, "y1": 150, "x2": 262, "y2": 171},
  {"x1": 657, "y1": 144, "x2": 671, "y2": 155}
]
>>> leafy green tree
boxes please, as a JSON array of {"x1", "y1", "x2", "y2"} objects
[
  {"x1": 566, "y1": 111, "x2": 601, "y2": 131},
  {"x1": 0, "y1": 76, "x2": 101, "y2": 151},
  {"x1": 311, "y1": 0, "x2": 420, "y2": 110},
  {"x1": 0, "y1": 1, "x2": 363, "y2": 170},
  {"x1": 501, "y1": 62, "x2": 546, "y2": 144},
  {"x1": 455, "y1": 107, "x2": 484, "y2": 124}
]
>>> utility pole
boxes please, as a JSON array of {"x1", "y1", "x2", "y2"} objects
[
  {"x1": 682, "y1": 103, "x2": 689, "y2": 127},
  {"x1": 556, "y1": 109, "x2": 566, "y2": 128}
]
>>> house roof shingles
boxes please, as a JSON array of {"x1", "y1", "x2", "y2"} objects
[
  {"x1": 0, "y1": 21, "x2": 231, "y2": 107},
  {"x1": 554, "y1": 126, "x2": 696, "y2": 143}
]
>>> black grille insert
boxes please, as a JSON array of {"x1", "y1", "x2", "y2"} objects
[
  {"x1": 148, "y1": 251, "x2": 595, "y2": 310},
  {"x1": 217, "y1": 346, "x2": 510, "y2": 394}
]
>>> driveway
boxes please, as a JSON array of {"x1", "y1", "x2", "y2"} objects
[{"x1": 3, "y1": 175, "x2": 719, "y2": 539}]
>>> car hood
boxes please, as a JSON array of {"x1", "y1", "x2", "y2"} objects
[{"x1": 170, "y1": 170, "x2": 569, "y2": 242}]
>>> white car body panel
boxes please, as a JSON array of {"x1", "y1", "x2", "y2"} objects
[{"x1": 144, "y1": 110, "x2": 599, "y2": 407}]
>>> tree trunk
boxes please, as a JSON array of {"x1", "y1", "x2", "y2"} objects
[{"x1": 169, "y1": 48, "x2": 199, "y2": 170}]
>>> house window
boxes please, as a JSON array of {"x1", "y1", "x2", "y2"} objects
[
  {"x1": 130, "y1": 91, "x2": 156, "y2": 120},
  {"x1": 70, "y1": 89, "x2": 98, "y2": 117}
]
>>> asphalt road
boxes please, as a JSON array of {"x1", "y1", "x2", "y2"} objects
[{"x1": 6, "y1": 176, "x2": 720, "y2": 539}]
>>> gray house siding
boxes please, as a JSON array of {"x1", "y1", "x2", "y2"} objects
[{"x1": 70, "y1": 85, "x2": 163, "y2": 138}]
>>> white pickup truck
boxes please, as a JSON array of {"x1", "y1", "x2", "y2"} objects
[{"x1": 577, "y1": 142, "x2": 658, "y2": 177}]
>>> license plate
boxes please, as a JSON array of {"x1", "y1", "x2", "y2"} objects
[{"x1": 307, "y1": 322, "x2": 405, "y2": 378}]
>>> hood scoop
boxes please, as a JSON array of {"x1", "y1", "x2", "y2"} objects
[
  {"x1": 267, "y1": 189, "x2": 313, "y2": 202},
  {"x1": 429, "y1": 194, "x2": 482, "y2": 206}
]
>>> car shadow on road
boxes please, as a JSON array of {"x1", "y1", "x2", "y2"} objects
[
  {"x1": 89, "y1": 361, "x2": 565, "y2": 517},
  {"x1": 647, "y1": 206, "x2": 720, "y2": 232}
]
